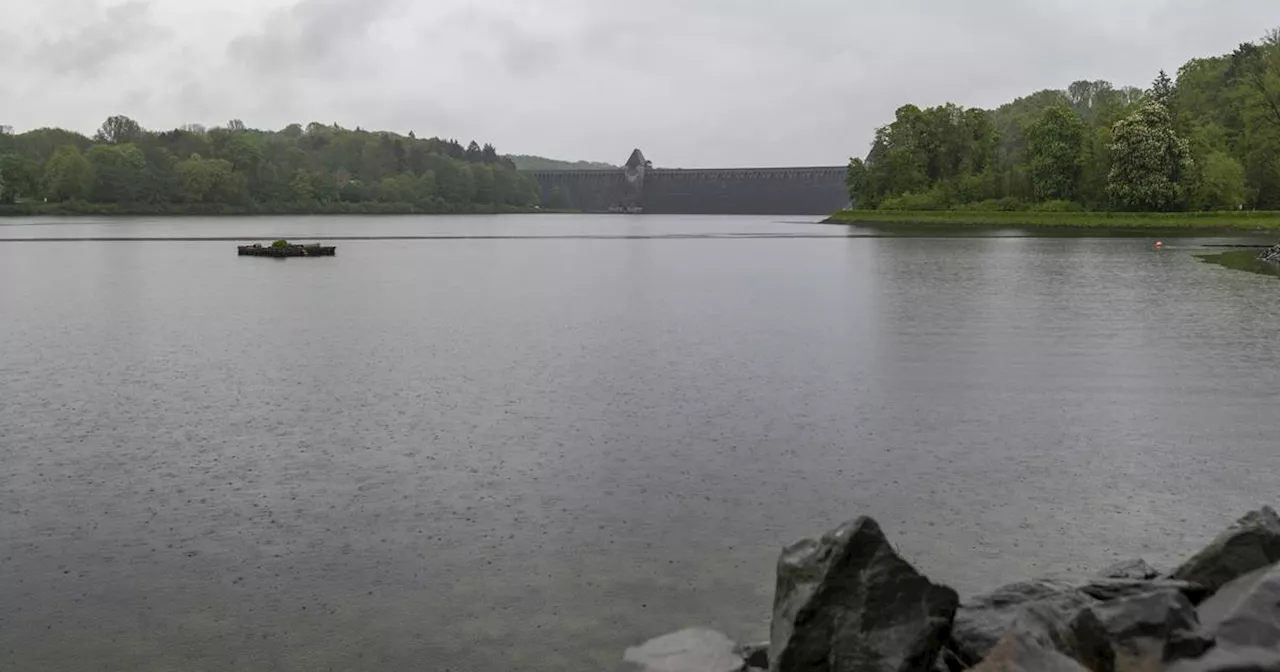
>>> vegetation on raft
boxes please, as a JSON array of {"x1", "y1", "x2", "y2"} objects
[{"x1": 825, "y1": 208, "x2": 1280, "y2": 231}]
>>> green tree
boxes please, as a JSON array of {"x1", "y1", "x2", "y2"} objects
[
  {"x1": 288, "y1": 169, "x2": 315, "y2": 202},
  {"x1": 832, "y1": 25, "x2": 1280, "y2": 213},
  {"x1": 1107, "y1": 101, "x2": 1193, "y2": 210},
  {"x1": 1190, "y1": 150, "x2": 1247, "y2": 209},
  {"x1": 338, "y1": 179, "x2": 368, "y2": 203},
  {"x1": 375, "y1": 173, "x2": 418, "y2": 203},
  {"x1": 0, "y1": 116, "x2": 540, "y2": 212},
  {"x1": 218, "y1": 133, "x2": 263, "y2": 174},
  {"x1": 0, "y1": 153, "x2": 41, "y2": 202},
  {"x1": 415, "y1": 170, "x2": 438, "y2": 208},
  {"x1": 432, "y1": 156, "x2": 475, "y2": 203},
  {"x1": 137, "y1": 146, "x2": 179, "y2": 204},
  {"x1": 94, "y1": 115, "x2": 144, "y2": 145},
  {"x1": 491, "y1": 167, "x2": 514, "y2": 206},
  {"x1": 43, "y1": 145, "x2": 95, "y2": 201},
  {"x1": 1078, "y1": 127, "x2": 1113, "y2": 208},
  {"x1": 471, "y1": 163, "x2": 495, "y2": 204},
  {"x1": 175, "y1": 155, "x2": 244, "y2": 203},
  {"x1": 1067, "y1": 80, "x2": 1116, "y2": 122},
  {"x1": 86, "y1": 143, "x2": 147, "y2": 203},
  {"x1": 846, "y1": 157, "x2": 868, "y2": 205},
  {"x1": 1150, "y1": 70, "x2": 1176, "y2": 109},
  {"x1": 1026, "y1": 105, "x2": 1087, "y2": 201},
  {"x1": 310, "y1": 171, "x2": 340, "y2": 204}
]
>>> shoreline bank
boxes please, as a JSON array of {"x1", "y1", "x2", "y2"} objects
[
  {"x1": 0, "y1": 203, "x2": 561, "y2": 217},
  {"x1": 825, "y1": 209, "x2": 1280, "y2": 232}
]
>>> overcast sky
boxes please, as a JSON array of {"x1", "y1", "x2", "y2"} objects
[{"x1": 4, "y1": 0, "x2": 1280, "y2": 167}]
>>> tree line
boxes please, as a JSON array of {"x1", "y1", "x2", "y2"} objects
[
  {"x1": 847, "y1": 30, "x2": 1280, "y2": 212},
  {"x1": 507, "y1": 155, "x2": 616, "y2": 171},
  {"x1": 0, "y1": 117, "x2": 541, "y2": 214}
]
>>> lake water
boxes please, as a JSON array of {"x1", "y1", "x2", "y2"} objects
[{"x1": 2, "y1": 214, "x2": 1279, "y2": 671}]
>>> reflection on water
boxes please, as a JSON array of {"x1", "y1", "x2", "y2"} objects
[{"x1": 2, "y1": 215, "x2": 1279, "y2": 671}]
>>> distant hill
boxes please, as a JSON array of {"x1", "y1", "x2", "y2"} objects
[{"x1": 507, "y1": 155, "x2": 616, "y2": 171}]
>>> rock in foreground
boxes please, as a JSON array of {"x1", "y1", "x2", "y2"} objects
[
  {"x1": 1171, "y1": 507, "x2": 1280, "y2": 595},
  {"x1": 627, "y1": 507, "x2": 1280, "y2": 672},
  {"x1": 970, "y1": 599, "x2": 1113, "y2": 672},
  {"x1": 769, "y1": 517, "x2": 959, "y2": 672},
  {"x1": 1098, "y1": 559, "x2": 1162, "y2": 581},
  {"x1": 950, "y1": 579, "x2": 1093, "y2": 665},
  {"x1": 623, "y1": 628, "x2": 745, "y2": 672},
  {"x1": 1095, "y1": 589, "x2": 1209, "y2": 667},
  {"x1": 1166, "y1": 562, "x2": 1280, "y2": 671}
]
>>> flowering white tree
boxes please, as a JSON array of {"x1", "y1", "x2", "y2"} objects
[{"x1": 1106, "y1": 101, "x2": 1192, "y2": 211}]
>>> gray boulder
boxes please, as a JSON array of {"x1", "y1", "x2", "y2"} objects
[
  {"x1": 934, "y1": 646, "x2": 967, "y2": 672},
  {"x1": 1094, "y1": 588, "x2": 1210, "y2": 666},
  {"x1": 1259, "y1": 244, "x2": 1280, "y2": 265},
  {"x1": 769, "y1": 516, "x2": 959, "y2": 672},
  {"x1": 1078, "y1": 578, "x2": 1208, "y2": 604},
  {"x1": 950, "y1": 579, "x2": 1094, "y2": 666},
  {"x1": 969, "y1": 633, "x2": 1092, "y2": 672},
  {"x1": 1152, "y1": 562, "x2": 1280, "y2": 672},
  {"x1": 1196, "y1": 562, "x2": 1280, "y2": 649},
  {"x1": 737, "y1": 641, "x2": 768, "y2": 670},
  {"x1": 1166, "y1": 646, "x2": 1280, "y2": 672},
  {"x1": 1094, "y1": 588, "x2": 1198, "y2": 643},
  {"x1": 1171, "y1": 507, "x2": 1280, "y2": 596},
  {"x1": 953, "y1": 570, "x2": 1211, "y2": 666},
  {"x1": 623, "y1": 628, "x2": 745, "y2": 672},
  {"x1": 969, "y1": 600, "x2": 1114, "y2": 672},
  {"x1": 1098, "y1": 559, "x2": 1161, "y2": 581}
]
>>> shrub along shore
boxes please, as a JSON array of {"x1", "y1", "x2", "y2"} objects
[{"x1": 825, "y1": 209, "x2": 1280, "y2": 231}]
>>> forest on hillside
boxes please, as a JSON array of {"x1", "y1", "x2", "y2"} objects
[
  {"x1": 847, "y1": 30, "x2": 1280, "y2": 213},
  {"x1": 506, "y1": 155, "x2": 616, "y2": 171},
  {"x1": 0, "y1": 117, "x2": 541, "y2": 214}
]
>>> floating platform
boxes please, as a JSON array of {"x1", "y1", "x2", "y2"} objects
[{"x1": 238, "y1": 243, "x2": 336, "y2": 257}]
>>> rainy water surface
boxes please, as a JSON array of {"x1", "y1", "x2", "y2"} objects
[{"x1": 2, "y1": 215, "x2": 1279, "y2": 671}]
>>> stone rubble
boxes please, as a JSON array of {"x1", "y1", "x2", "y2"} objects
[
  {"x1": 1259, "y1": 244, "x2": 1280, "y2": 264},
  {"x1": 624, "y1": 507, "x2": 1280, "y2": 672}
]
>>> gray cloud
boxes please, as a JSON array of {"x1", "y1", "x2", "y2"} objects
[
  {"x1": 7, "y1": 0, "x2": 1280, "y2": 167},
  {"x1": 27, "y1": 0, "x2": 169, "y2": 77},
  {"x1": 227, "y1": 0, "x2": 409, "y2": 76}
]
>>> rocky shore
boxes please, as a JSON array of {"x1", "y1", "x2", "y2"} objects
[
  {"x1": 1258, "y1": 244, "x2": 1280, "y2": 264},
  {"x1": 625, "y1": 507, "x2": 1280, "y2": 672}
]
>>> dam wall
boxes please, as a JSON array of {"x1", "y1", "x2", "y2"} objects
[{"x1": 528, "y1": 150, "x2": 850, "y2": 215}]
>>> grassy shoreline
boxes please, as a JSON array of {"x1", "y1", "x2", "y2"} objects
[{"x1": 825, "y1": 209, "x2": 1280, "y2": 231}]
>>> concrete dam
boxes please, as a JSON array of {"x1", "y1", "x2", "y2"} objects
[{"x1": 527, "y1": 150, "x2": 850, "y2": 215}]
